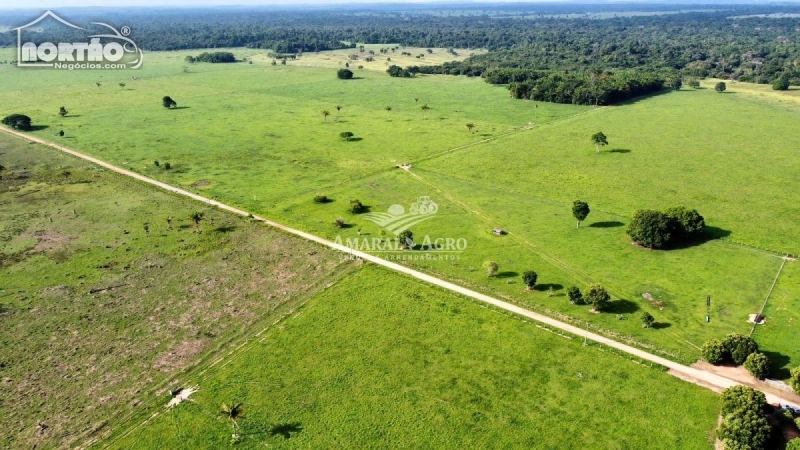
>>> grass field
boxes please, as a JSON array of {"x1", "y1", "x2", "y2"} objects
[
  {"x1": 0, "y1": 132, "x2": 349, "y2": 448},
  {"x1": 108, "y1": 265, "x2": 721, "y2": 449},
  {"x1": 1, "y1": 47, "x2": 798, "y2": 372}
]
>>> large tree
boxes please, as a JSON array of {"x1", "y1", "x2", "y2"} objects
[
  {"x1": 722, "y1": 334, "x2": 759, "y2": 366},
  {"x1": 567, "y1": 286, "x2": 584, "y2": 305},
  {"x1": 701, "y1": 339, "x2": 728, "y2": 365},
  {"x1": 665, "y1": 206, "x2": 705, "y2": 240},
  {"x1": 572, "y1": 200, "x2": 590, "y2": 228},
  {"x1": 590, "y1": 131, "x2": 608, "y2": 153},
  {"x1": 626, "y1": 209, "x2": 673, "y2": 249},
  {"x1": 1, "y1": 114, "x2": 32, "y2": 131},
  {"x1": 743, "y1": 352, "x2": 770, "y2": 380},
  {"x1": 337, "y1": 68, "x2": 354, "y2": 80},
  {"x1": 772, "y1": 73, "x2": 790, "y2": 91},
  {"x1": 715, "y1": 82, "x2": 727, "y2": 93},
  {"x1": 162, "y1": 96, "x2": 177, "y2": 108},
  {"x1": 522, "y1": 271, "x2": 538, "y2": 290}
]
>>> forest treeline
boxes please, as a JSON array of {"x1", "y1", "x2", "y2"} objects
[{"x1": 3, "y1": 4, "x2": 800, "y2": 102}]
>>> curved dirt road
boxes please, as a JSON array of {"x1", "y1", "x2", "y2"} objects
[{"x1": 2, "y1": 126, "x2": 798, "y2": 408}]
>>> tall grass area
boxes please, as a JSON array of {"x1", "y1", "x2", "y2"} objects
[{"x1": 108, "y1": 265, "x2": 720, "y2": 449}]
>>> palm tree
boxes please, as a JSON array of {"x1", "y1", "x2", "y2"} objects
[
  {"x1": 591, "y1": 131, "x2": 608, "y2": 153},
  {"x1": 421, "y1": 104, "x2": 431, "y2": 118},
  {"x1": 322, "y1": 110, "x2": 330, "y2": 122},
  {"x1": 466, "y1": 123, "x2": 475, "y2": 133},
  {"x1": 335, "y1": 105, "x2": 342, "y2": 116},
  {"x1": 190, "y1": 212, "x2": 204, "y2": 232},
  {"x1": 413, "y1": 97, "x2": 419, "y2": 104},
  {"x1": 220, "y1": 402, "x2": 244, "y2": 439}
]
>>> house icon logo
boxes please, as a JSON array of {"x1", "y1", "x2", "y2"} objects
[{"x1": 15, "y1": 10, "x2": 143, "y2": 69}]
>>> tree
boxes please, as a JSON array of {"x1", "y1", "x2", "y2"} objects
[
  {"x1": 59, "y1": 106, "x2": 68, "y2": 117},
  {"x1": 314, "y1": 194, "x2": 329, "y2": 203},
  {"x1": 322, "y1": 110, "x2": 330, "y2": 122},
  {"x1": 164, "y1": 162, "x2": 171, "y2": 171},
  {"x1": 335, "y1": 105, "x2": 343, "y2": 115},
  {"x1": 220, "y1": 402, "x2": 244, "y2": 440},
  {"x1": 788, "y1": 366, "x2": 800, "y2": 393},
  {"x1": 772, "y1": 73, "x2": 790, "y2": 91},
  {"x1": 722, "y1": 334, "x2": 759, "y2": 366},
  {"x1": 385, "y1": 106, "x2": 392, "y2": 112},
  {"x1": 626, "y1": 209, "x2": 673, "y2": 249},
  {"x1": 421, "y1": 104, "x2": 431, "y2": 118},
  {"x1": 119, "y1": 82, "x2": 126, "y2": 89},
  {"x1": 387, "y1": 65, "x2": 412, "y2": 77},
  {"x1": 466, "y1": 123, "x2": 475, "y2": 133},
  {"x1": 398, "y1": 229, "x2": 414, "y2": 248},
  {"x1": 522, "y1": 271, "x2": 538, "y2": 290},
  {"x1": 743, "y1": 352, "x2": 770, "y2": 380},
  {"x1": 786, "y1": 439, "x2": 800, "y2": 450},
  {"x1": 688, "y1": 79, "x2": 701, "y2": 89},
  {"x1": 572, "y1": 200, "x2": 590, "y2": 228},
  {"x1": 585, "y1": 284, "x2": 610, "y2": 311},
  {"x1": 665, "y1": 206, "x2": 705, "y2": 240},
  {"x1": 721, "y1": 385, "x2": 767, "y2": 416},
  {"x1": 701, "y1": 339, "x2": 728, "y2": 364},
  {"x1": 349, "y1": 199, "x2": 364, "y2": 214},
  {"x1": 59, "y1": 130, "x2": 64, "y2": 137},
  {"x1": 484, "y1": 261, "x2": 498, "y2": 277},
  {"x1": 641, "y1": 312, "x2": 655, "y2": 328},
  {"x1": 590, "y1": 131, "x2": 608, "y2": 153},
  {"x1": 339, "y1": 131, "x2": 355, "y2": 141},
  {"x1": 718, "y1": 408, "x2": 772, "y2": 450},
  {"x1": 334, "y1": 217, "x2": 346, "y2": 228},
  {"x1": 2, "y1": 114, "x2": 32, "y2": 131},
  {"x1": 670, "y1": 77, "x2": 682, "y2": 90},
  {"x1": 337, "y1": 68, "x2": 354, "y2": 80},
  {"x1": 162, "y1": 96, "x2": 177, "y2": 108},
  {"x1": 190, "y1": 211, "x2": 204, "y2": 232},
  {"x1": 567, "y1": 286, "x2": 584, "y2": 305},
  {"x1": 413, "y1": 97, "x2": 419, "y2": 103},
  {"x1": 715, "y1": 82, "x2": 727, "y2": 93}
]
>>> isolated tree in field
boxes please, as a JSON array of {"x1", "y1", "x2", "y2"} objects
[
  {"x1": 61, "y1": 170, "x2": 71, "y2": 180},
  {"x1": 348, "y1": 199, "x2": 364, "y2": 214},
  {"x1": 96, "y1": 82, "x2": 101, "y2": 88},
  {"x1": 567, "y1": 286, "x2": 584, "y2": 305},
  {"x1": 722, "y1": 333, "x2": 759, "y2": 365},
  {"x1": 744, "y1": 352, "x2": 770, "y2": 380},
  {"x1": 322, "y1": 110, "x2": 330, "y2": 122},
  {"x1": 670, "y1": 77, "x2": 682, "y2": 90},
  {"x1": 398, "y1": 229, "x2": 414, "y2": 248},
  {"x1": 162, "y1": 96, "x2": 177, "y2": 108},
  {"x1": 2, "y1": 114, "x2": 32, "y2": 131},
  {"x1": 626, "y1": 209, "x2": 673, "y2": 249},
  {"x1": 59, "y1": 130, "x2": 64, "y2": 137},
  {"x1": 339, "y1": 131, "x2": 355, "y2": 141},
  {"x1": 190, "y1": 211, "x2": 204, "y2": 232},
  {"x1": 484, "y1": 261, "x2": 499, "y2": 277},
  {"x1": 522, "y1": 271, "x2": 538, "y2": 290},
  {"x1": 413, "y1": 97, "x2": 419, "y2": 103},
  {"x1": 585, "y1": 284, "x2": 610, "y2": 312},
  {"x1": 166, "y1": 216, "x2": 173, "y2": 229},
  {"x1": 641, "y1": 312, "x2": 655, "y2": 328},
  {"x1": 313, "y1": 194, "x2": 329, "y2": 203},
  {"x1": 590, "y1": 131, "x2": 608, "y2": 153},
  {"x1": 572, "y1": 200, "x2": 590, "y2": 228},
  {"x1": 421, "y1": 104, "x2": 431, "y2": 118},
  {"x1": 688, "y1": 79, "x2": 701, "y2": 89},
  {"x1": 701, "y1": 339, "x2": 728, "y2": 364},
  {"x1": 772, "y1": 73, "x2": 790, "y2": 91},
  {"x1": 335, "y1": 105, "x2": 343, "y2": 115},
  {"x1": 714, "y1": 82, "x2": 727, "y2": 93},
  {"x1": 385, "y1": 106, "x2": 392, "y2": 112},
  {"x1": 789, "y1": 366, "x2": 800, "y2": 393},
  {"x1": 164, "y1": 162, "x2": 171, "y2": 171},
  {"x1": 334, "y1": 217, "x2": 346, "y2": 228},
  {"x1": 220, "y1": 402, "x2": 244, "y2": 439},
  {"x1": 119, "y1": 82, "x2": 126, "y2": 89},
  {"x1": 59, "y1": 106, "x2": 68, "y2": 117},
  {"x1": 466, "y1": 123, "x2": 475, "y2": 133}
]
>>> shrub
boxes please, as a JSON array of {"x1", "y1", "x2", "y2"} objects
[
  {"x1": 722, "y1": 334, "x2": 759, "y2": 366},
  {"x1": 773, "y1": 73, "x2": 790, "y2": 91},
  {"x1": 567, "y1": 286, "x2": 584, "y2": 305},
  {"x1": 790, "y1": 366, "x2": 800, "y2": 393},
  {"x1": 665, "y1": 206, "x2": 706, "y2": 240},
  {"x1": 484, "y1": 261, "x2": 498, "y2": 277},
  {"x1": 398, "y1": 229, "x2": 414, "y2": 248},
  {"x1": 337, "y1": 68, "x2": 354, "y2": 80},
  {"x1": 701, "y1": 339, "x2": 728, "y2": 365},
  {"x1": 743, "y1": 352, "x2": 770, "y2": 380},
  {"x1": 349, "y1": 199, "x2": 364, "y2": 214},
  {"x1": 339, "y1": 131, "x2": 355, "y2": 141},
  {"x1": 787, "y1": 439, "x2": 800, "y2": 450},
  {"x1": 1, "y1": 114, "x2": 32, "y2": 131},
  {"x1": 641, "y1": 312, "x2": 655, "y2": 328},
  {"x1": 334, "y1": 217, "x2": 345, "y2": 228},
  {"x1": 585, "y1": 284, "x2": 610, "y2": 312},
  {"x1": 718, "y1": 409, "x2": 771, "y2": 450},
  {"x1": 720, "y1": 385, "x2": 767, "y2": 416},
  {"x1": 522, "y1": 271, "x2": 538, "y2": 290},
  {"x1": 314, "y1": 194, "x2": 329, "y2": 203},
  {"x1": 626, "y1": 209, "x2": 673, "y2": 249},
  {"x1": 715, "y1": 81, "x2": 727, "y2": 92}
]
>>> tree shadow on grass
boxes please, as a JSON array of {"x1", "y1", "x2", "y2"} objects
[
  {"x1": 494, "y1": 271, "x2": 518, "y2": 279},
  {"x1": 608, "y1": 299, "x2": 640, "y2": 314},
  {"x1": 669, "y1": 226, "x2": 732, "y2": 250},
  {"x1": 589, "y1": 221, "x2": 624, "y2": 228},
  {"x1": 268, "y1": 422, "x2": 303, "y2": 439},
  {"x1": 534, "y1": 283, "x2": 563, "y2": 291},
  {"x1": 170, "y1": 106, "x2": 191, "y2": 110},
  {"x1": 28, "y1": 125, "x2": 50, "y2": 131},
  {"x1": 214, "y1": 225, "x2": 237, "y2": 233},
  {"x1": 761, "y1": 350, "x2": 792, "y2": 379},
  {"x1": 652, "y1": 322, "x2": 671, "y2": 330},
  {"x1": 345, "y1": 137, "x2": 363, "y2": 142},
  {"x1": 607, "y1": 148, "x2": 631, "y2": 154}
]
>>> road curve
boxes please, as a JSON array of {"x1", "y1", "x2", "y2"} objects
[{"x1": 2, "y1": 126, "x2": 798, "y2": 408}]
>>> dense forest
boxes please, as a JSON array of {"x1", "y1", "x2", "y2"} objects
[{"x1": 3, "y1": 4, "x2": 800, "y2": 103}]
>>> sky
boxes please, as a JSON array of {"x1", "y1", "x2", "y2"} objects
[{"x1": 5, "y1": 0, "x2": 493, "y2": 7}]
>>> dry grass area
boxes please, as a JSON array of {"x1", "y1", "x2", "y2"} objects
[{"x1": 276, "y1": 44, "x2": 486, "y2": 71}]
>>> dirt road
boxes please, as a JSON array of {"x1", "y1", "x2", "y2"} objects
[{"x1": 2, "y1": 126, "x2": 798, "y2": 408}]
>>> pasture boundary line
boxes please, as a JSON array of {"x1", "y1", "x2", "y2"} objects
[
  {"x1": 3, "y1": 126, "x2": 798, "y2": 419},
  {"x1": 749, "y1": 258, "x2": 787, "y2": 336}
]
